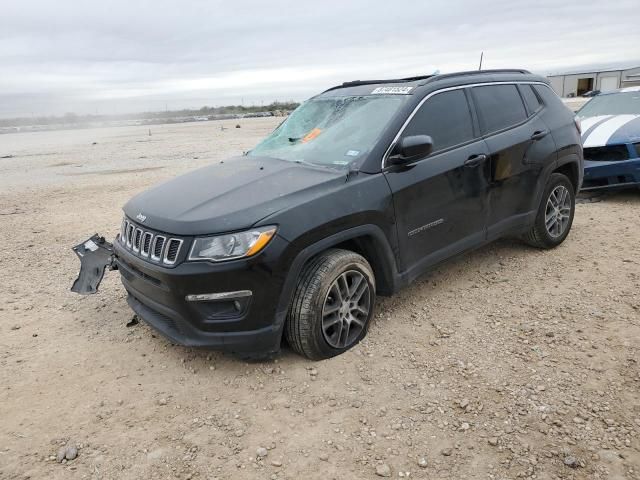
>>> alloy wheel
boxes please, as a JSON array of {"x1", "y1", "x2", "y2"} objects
[
  {"x1": 321, "y1": 270, "x2": 371, "y2": 348},
  {"x1": 545, "y1": 185, "x2": 572, "y2": 238}
]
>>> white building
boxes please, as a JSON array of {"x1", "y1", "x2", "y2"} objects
[{"x1": 547, "y1": 65, "x2": 640, "y2": 97}]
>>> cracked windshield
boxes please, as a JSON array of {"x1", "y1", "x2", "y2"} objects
[{"x1": 249, "y1": 95, "x2": 408, "y2": 166}]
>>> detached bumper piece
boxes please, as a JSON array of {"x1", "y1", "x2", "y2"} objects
[{"x1": 71, "y1": 234, "x2": 116, "y2": 294}]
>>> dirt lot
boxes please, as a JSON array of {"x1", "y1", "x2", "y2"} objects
[{"x1": 1, "y1": 118, "x2": 639, "y2": 480}]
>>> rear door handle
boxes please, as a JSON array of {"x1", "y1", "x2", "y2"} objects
[
  {"x1": 464, "y1": 154, "x2": 487, "y2": 168},
  {"x1": 531, "y1": 129, "x2": 549, "y2": 141}
]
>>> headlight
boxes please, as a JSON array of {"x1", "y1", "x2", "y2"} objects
[{"x1": 188, "y1": 226, "x2": 277, "y2": 262}]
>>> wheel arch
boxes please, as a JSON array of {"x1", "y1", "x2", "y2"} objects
[
  {"x1": 329, "y1": 236, "x2": 396, "y2": 296},
  {"x1": 553, "y1": 155, "x2": 581, "y2": 192},
  {"x1": 274, "y1": 225, "x2": 399, "y2": 329},
  {"x1": 530, "y1": 154, "x2": 581, "y2": 215}
]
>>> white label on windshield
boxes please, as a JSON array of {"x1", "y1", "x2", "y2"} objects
[
  {"x1": 345, "y1": 150, "x2": 360, "y2": 157},
  {"x1": 371, "y1": 86, "x2": 413, "y2": 95}
]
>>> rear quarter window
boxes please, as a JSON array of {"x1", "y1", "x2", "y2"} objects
[
  {"x1": 473, "y1": 84, "x2": 527, "y2": 134},
  {"x1": 520, "y1": 85, "x2": 542, "y2": 114},
  {"x1": 533, "y1": 84, "x2": 563, "y2": 107}
]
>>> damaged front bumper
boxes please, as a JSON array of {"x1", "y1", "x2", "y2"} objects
[{"x1": 70, "y1": 233, "x2": 287, "y2": 357}]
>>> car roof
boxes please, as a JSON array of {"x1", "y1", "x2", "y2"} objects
[{"x1": 319, "y1": 69, "x2": 547, "y2": 97}]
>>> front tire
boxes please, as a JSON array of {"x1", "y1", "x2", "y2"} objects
[
  {"x1": 523, "y1": 172, "x2": 575, "y2": 249},
  {"x1": 285, "y1": 249, "x2": 376, "y2": 360}
]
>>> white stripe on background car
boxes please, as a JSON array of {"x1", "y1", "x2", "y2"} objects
[
  {"x1": 580, "y1": 115, "x2": 615, "y2": 141},
  {"x1": 583, "y1": 114, "x2": 640, "y2": 148},
  {"x1": 579, "y1": 115, "x2": 612, "y2": 134}
]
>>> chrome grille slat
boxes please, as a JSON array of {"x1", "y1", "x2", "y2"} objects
[
  {"x1": 141, "y1": 232, "x2": 153, "y2": 256},
  {"x1": 151, "y1": 235, "x2": 166, "y2": 261},
  {"x1": 120, "y1": 217, "x2": 183, "y2": 265},
  {"x1": 121, "y1": 219, "x2": 127, "y2": 243},
  {"x1": 133, "y1": 228, "x2": 143, "y2": 252},
  {"x1": 126, "y1": 223, "x2": 134, "y2": 247},
  {"x1": 164, "y1": 239, "x2": 183, "y2": 265}
]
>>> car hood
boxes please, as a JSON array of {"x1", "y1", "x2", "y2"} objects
[
  {"x1": 580, "y1": 114, "x2": 640, "y2": 147},
  {"x1": 123, "y1": 156, "x2": 345, "y2": 235}
]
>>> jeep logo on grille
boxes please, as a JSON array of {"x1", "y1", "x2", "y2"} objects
[{"x1": 136, "y1": 213, "x2": 147, "y2": 223}]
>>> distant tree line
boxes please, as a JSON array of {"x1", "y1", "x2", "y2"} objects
[
  {"x1": 145, "y1": 101, "x2": 300, "y2": 119},
  {"x1": 0, "y1": 101, "x2": 300, "y2": 128}
]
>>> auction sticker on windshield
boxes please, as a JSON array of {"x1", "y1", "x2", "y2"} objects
[
  {"x1": 371, "y1": 86, "x2": 413, "y2": 95},
  {"x1": 302, "y1": 128, "x2": 322, "y2": 143}
]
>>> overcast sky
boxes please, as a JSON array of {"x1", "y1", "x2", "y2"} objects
[{"x1": 1, "y1": 0, "x2": 639, "y2": 118}]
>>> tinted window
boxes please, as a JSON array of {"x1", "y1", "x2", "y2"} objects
[
  {"x1": 520, "y1": 85, "x2": 542, "y2": 114},
  {"x1": 473, "y1": 85, "x2": 527, "y2": 134},
  {"x1": 403, "y1": 90, "x2": 474, "y2": 152}
]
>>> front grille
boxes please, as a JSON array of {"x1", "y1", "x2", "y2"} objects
[
  {"x1": 120, "y1": 218, "x2": 184, "y2": 266},
  {"x1": 583, "y1": 145, "x2": 630, "y2": 162}
]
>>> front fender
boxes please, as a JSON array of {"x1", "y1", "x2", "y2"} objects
[{"x1": 273, "y1": 224, "x2": 399, "y2": 330}]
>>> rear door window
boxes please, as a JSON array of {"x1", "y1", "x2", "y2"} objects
[
  {"x1": 402, "y1": 89, "x2": 475, "y2": 152},
  {"x1": 472, "y1": 84, "x2": 527, "y2": 135}
]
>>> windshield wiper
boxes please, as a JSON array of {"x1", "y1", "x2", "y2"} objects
[
  {"x1": 251, "y1": 154, "x2": 340, "y2": 172},
  {"x1": 290, "y1": 158, "x2": 342, "y2": 172},
  {"x1": 293, "y1": 158, "x2": 323, "y2": 168}
]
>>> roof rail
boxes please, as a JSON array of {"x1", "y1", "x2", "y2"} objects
[
  {"x1": 421, "y1": 69, "x2": 531, "y2": 85},
  {"x1": 322, "y1": 69, "x2": 532, "y2": 92},
  {"x1": 323, "y1": 75, "x2": 434, "y2": 93}
]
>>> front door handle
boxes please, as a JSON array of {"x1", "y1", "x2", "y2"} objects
[
  {"x1": 464, "y1": 154, "x2": 487, "y2": 168},
  {"x1": 531, "y1": 129, "x2": 549, "y2": 141}
]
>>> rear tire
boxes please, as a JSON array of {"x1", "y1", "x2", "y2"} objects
[
  {"x1": 285, "y1": 249, "x2": 376, "y2": 360},
  {"x1": 523, "y1": 173, "x2": 575, "y2": 249}
]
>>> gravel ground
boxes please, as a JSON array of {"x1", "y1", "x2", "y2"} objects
[{"x1": 1, "y1": 118, "x2": 639, "y2": 480}]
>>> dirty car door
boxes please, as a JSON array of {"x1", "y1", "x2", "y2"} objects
[
  {"x1": 470, "y1": 84, "x2": 556, "y2": 238},
  {"x1": 384, "y1": 89, "x2": 490, "y2": 275}
]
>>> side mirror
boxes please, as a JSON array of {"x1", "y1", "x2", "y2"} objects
[{"x1": 387, "y1": 135, "x2": 433, "y2": 166}]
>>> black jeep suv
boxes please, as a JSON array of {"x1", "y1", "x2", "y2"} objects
[{"x1": 72, "y1": 69, "x2": 583, "y2": 360}]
